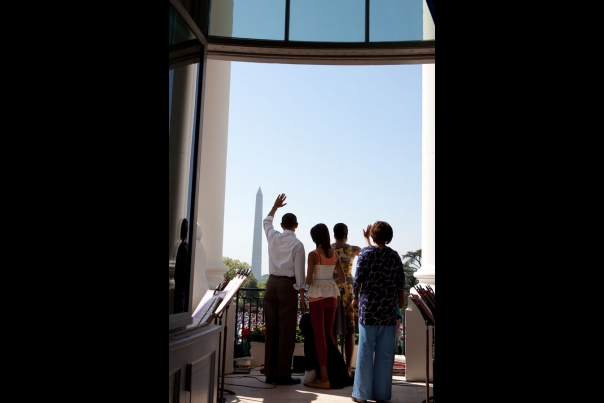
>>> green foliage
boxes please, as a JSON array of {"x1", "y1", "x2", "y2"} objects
[
  {"x1": 401, "y1": 249, "x2": 421, "y2": 309},
  {"x1": 261, "y1": 273, "x2": 269, "y2": 283},
  {"x1": 401, "y1": 249, "x2": 421, "y2": 270},
  {"x1": 295, "y1": 326, "x2": 304, "y2": 343},
  {"x1": 249, "y1": 325, "x2": 304, "y2": 343},
  {"x1": 336, "y1": 333, "x2": 359, "y2": 345},
  {"x1": 248, "y1": 325, "x2": 265, "y2": 342},
  {"x1": 248, "y1": 326, "x2": 304, "y2": 343},
  {"x1": 222, "y1": 257, "x2": 260, "y2": 304},
  {"x1": 245, "y1": 276, "x2": 258, "y2": 289},
  {"x1": 223, "y1": 257, "x2": 251, "y2": 280}
]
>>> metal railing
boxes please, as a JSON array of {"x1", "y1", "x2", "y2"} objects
[
  {"x1": 234, "y1": 287, "x2": 266, "y2": 348},
  {"x1": 233, "y1": 287, "x2": 407, "y2": 356}
]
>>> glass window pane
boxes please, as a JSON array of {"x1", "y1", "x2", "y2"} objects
[
  {"x1": 210, "y1": 0, "x2": 286, "y2": 40},
  {"x1": 169, "y1": 5, "x2": 196, "y2": 47},
  {"x1": 169, "y1": 60, "x2": 200, "y2": 316},
  {"x1": 290, "y1": 0, "x2": 365, "y2": 42},
  {"x1": 370, "y1": 0, "x2": 423, "y2": 42}
]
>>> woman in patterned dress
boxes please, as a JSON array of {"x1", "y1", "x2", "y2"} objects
[
  {"x1": 331, "y1": 223, "x2": 361, "y2": 377},
  {"x1": 351, "y1": 221, "x2": 405, "y2": 403}
]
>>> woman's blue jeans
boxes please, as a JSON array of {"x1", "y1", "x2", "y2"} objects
[{"x1": 352, "y1": 323, "x2": 396, "y2": 401}]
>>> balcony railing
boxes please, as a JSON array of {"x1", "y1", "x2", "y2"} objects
[
  {"x1": 234, "y1": 287, "x2": 265, "y2": 345},
  {"x1": 233, "y1": 287, "x2": 407, "y2": 357}
]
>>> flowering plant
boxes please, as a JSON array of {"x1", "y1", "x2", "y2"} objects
[
  {"x1": 295, "y1": 326, "x2": 305, "y2": 343},
  {"x1": 249, "y1": 326, "x2": 266, "y2": 342},
  {"x1": 241, "y1": 327, "x2": 251, "y2": 340},
  {"x1": 248, "y1": 325, "x2": 305, "y2": 343}
]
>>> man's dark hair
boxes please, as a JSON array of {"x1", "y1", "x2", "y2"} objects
[
  {"x1": 333, "y1": 223, "x2": 348, "y2": 239},
  {"x1": 371, "y1": 221, "x2": 393, "y2": 245},
  {"x1": 281, "y1": 213, "x2": 297, "y2": 229}
]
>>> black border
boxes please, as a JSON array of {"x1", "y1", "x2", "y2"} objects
[{"x1": 54, "y1": 1, "x2": 166, "y2": 399}]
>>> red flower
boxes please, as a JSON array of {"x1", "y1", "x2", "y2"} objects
[{"x1": 242, "y1": 327, "x2": 251, "y2": 340}]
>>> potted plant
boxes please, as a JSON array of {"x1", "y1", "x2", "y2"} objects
[
  {"x1": 248, "y1": 326, "x2": 266, "y2": 368},
  {"x1": 293, "y1": 325, "x2": 305, "y2": 357},
  {"x1": 248, "y1": 325, "x2": 266, "y2": 343},
  {"x1": 241, "y1": 327, "x2": 252, "y2": 356},
  {"x1": 295, "y1": 325, "x2": 305, "y2": 343},
  {"x1": 247, "y1": 325, "x2": 305, "y2": 368}
]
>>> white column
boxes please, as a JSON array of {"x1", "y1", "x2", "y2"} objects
[
  {"x1": 416, "y1": 0, "x2": 435, "y2": 287},
  {"x1": 196, "y1": 59, "x2": 232, "y2": 290},
  {"x1": 197, "y1": 1, "x2": 235, "y2": 373},
  {"x1": 405, "y1": 4, "x2": 435, "y2": 382},
  {"x1": 405, "y1": 62, "x2": 435, "y2": 382},
  {"x1": 416, "y1": 63, "x2": 435, "y2": 287},
  {"x1": 404, "y1": 301, "x2": 434, "y2": 382}
]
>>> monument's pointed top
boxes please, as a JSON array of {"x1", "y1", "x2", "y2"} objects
[{"x1": 257, "y1": 187, "x2": 262, "y2": 195}]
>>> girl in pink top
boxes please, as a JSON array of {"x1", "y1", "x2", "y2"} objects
[{"x1": 305, "y1": 223, "x2": 345, "y2": 389}]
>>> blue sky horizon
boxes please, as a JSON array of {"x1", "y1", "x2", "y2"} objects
[{"x1": 222, "y1": 61, "x2": 423, "y2": 277}]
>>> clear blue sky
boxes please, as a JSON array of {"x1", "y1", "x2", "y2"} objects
[{"x1": 222, "y1": 62, "x2": 422, "y2": 276}]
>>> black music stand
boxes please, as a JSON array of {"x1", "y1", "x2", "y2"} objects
[
  {"x1": 410, "y1": 296, "x2": 434, "y2": 403},
  {"x1": 213, "y1": 270, "x2": 248, "y2": 403},
  {"x1": 213, "y1": 305, "x2": 235, "y2": 403}
]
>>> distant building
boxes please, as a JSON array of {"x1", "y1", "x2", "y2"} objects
[{"x1": 251, "y1": 187, "x2": 262, "y2": 280}]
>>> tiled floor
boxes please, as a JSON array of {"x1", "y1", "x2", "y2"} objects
[{"x1": 220, "y1": 369, "x2": 433, "y2": 403}]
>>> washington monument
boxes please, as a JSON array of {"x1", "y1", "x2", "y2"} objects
[{"x1": 251, "y1": 187, "x2": 263, "y2": 280}]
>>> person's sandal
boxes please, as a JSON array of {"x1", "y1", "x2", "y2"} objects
[
  {"x1": 306, "y1": 379, "x2": 330, "y2": 389},
  {"x1": 351, "y1": 397, "x2": 367, "y2": 403}
]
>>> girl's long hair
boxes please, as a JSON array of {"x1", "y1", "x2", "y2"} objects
[{"x1": 310, "y1": 223, "x2": 332, "y2": 256}]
